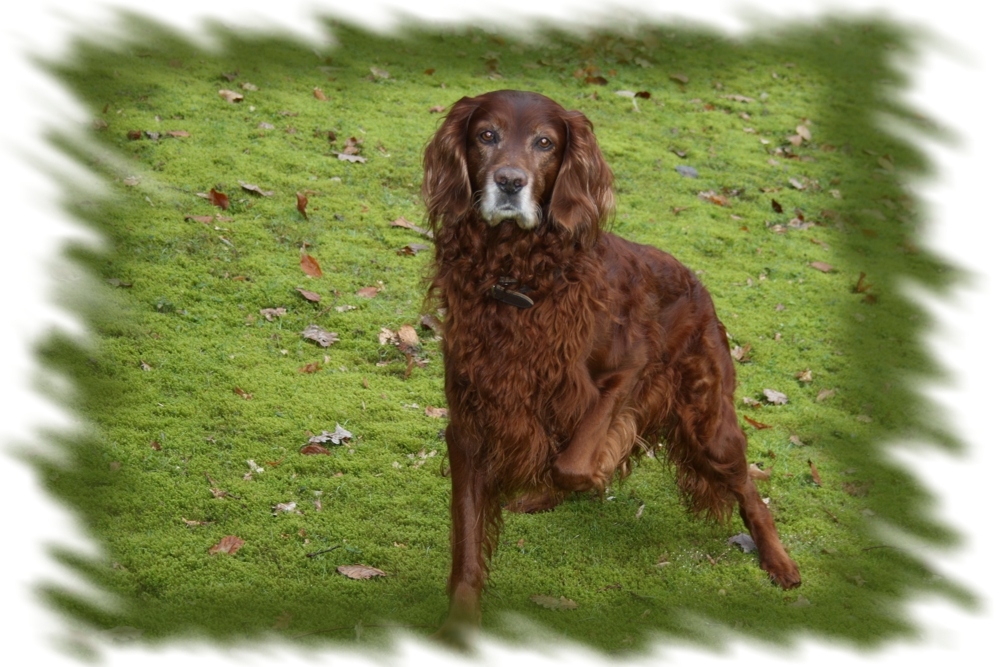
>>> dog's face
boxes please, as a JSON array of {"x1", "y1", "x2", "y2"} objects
[
  {"x1": 464, "y1": 94, "x2": 567, "y2": 231},
  {"x1": 423, "y1": 89, "x2": 614, "y2": 247}
]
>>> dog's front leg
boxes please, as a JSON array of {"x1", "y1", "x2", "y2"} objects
[
  {"x1": 551, "y1": 363, "x2": 643, "y2": 492},
  {"x1": 436, "y1": 423, "x2": 490, "y2": 644}
]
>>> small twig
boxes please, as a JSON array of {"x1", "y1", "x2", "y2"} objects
[
  {"x1": 305, "y1": 545, "x2": 341, "y2": 558},
  {"x1": 293, "y1": 622, "x2": 435, "y2": 639}
]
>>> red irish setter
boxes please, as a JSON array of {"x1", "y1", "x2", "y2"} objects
[{"x1": 423, "y1": 90, "x2": 800, "y2": 637}]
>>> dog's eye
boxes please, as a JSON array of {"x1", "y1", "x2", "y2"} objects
[
  {"x1": 479, "y1": 130, "x2": 497, "y2": 143},
  {"x1": 536, "y1": 137, "x2": 554, "y2": 150}
]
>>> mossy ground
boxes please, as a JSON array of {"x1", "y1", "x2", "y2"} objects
[{"x1": 29, "y1": 14, "x2": 972, "y2": 656}]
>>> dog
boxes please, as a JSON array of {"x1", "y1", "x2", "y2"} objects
[{"x1": 422, "y1": 90, "x2": 800, "y2": 636}]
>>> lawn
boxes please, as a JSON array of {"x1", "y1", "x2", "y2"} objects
[{"x1": 26, "y1": 12, "x2": 972, "y2": 657}]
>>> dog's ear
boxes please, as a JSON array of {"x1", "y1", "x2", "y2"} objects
[
  {"x1": 549, "y1": 110, "x2": 614, "y2": 246},
  {"x1": 423, "y1": 97, "x2": 479, "y2": 230}
]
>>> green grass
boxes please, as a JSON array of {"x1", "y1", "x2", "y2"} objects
[{"x1": 26, "y1": 13, "x2": 973, "y2": 656}]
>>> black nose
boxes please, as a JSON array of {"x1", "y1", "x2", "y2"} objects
[{"x1": 494, "y1": 167, "x2": 527, "y2": 195}]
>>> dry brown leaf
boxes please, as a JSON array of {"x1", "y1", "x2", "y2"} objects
[
  {"x1": 296, "y1": 288, "x2": 322, "y2": 303},
  {"x1": 810, "y1": 261, "x2": 834, "y2": 273},
  {"x1": 748, "y1": 463, "x2": 772, "y2": 480},
  {"x1": 356, "y1": 286, "x2": 381, "y2": 299},
  {"x1": 425, "y1": 406, "x2": 449, "y2": 419},
  {"x1": 698, "y1": 191, "x2": 730, "y2": 207},
  {"x1": 239, "y1": 181, "x2": 273, "y2": 196},
  {"x1": 390, "y1": 216, "x2": 434, "y2": 239},
  {"x1": 298, "y1": 362, "x2": 322, "y2": 374},
  {"x1": 234, "y1": 387, "x2": 252, "y2": 400},
  {"x1": 397, "y1": 324, "x2": 420, "y2": 350},
  {"x1": 398, "y1": 243, "x2": 429, "y2": 256},
  {"x1": 796, "y1": 124, "x2": 812, "y2": 141},
  {"x1": 208, "y1": 188, "x2": 230, "y2": 210},
  {"x1": 299, "y1": 443, "x2": 331, "y2": 455},
  {"x1": 218, "y1": 89, "x2": 244, "y2": 103},
  {"x1": 313, "y1": 87, "x2": 327, "y2": 101},
  {"x1": 743, "y1": 415, "x2": 772, "y2": 430},
  {"x1": 731, "y1": 344, "x2": 751, "y2": 363},
  {"x1": 808, "y1": 459, "x2": 823, "y2": 486},
  {"x1": 300, "y1": 253, "x2": 322, "y2": 278},
  {"x1": 209, "y1": 535, "x2": 245, "y2": 555},
  {"x1": 795, "y1": 369, "x2": 813, "y2": 383},
  {"x1": 296, "y1": 192, "x2": 308, "y2": 219},
  {"x1": 337, "y1": 564, "x2": 386, "y2": 580}
]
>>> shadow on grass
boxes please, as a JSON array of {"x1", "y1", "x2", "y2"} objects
[{"x1": 21, "y1": 10, "x2": 976, "y2": 658}]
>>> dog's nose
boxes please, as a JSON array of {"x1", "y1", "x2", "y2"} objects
[{"x1": 494, "y1": 167, "x2": 527, "y2": 195}]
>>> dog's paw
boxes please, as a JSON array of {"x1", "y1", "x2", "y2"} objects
[
  {"x1": 505, "y1": 489, "x2": 564, "y2": 513},
  {"x1": 763, "y1": 558, "x2": 802, "y2": 590}
]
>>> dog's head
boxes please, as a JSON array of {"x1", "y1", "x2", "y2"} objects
[{"x1": 423, "y1": 90, "x2": 614, "y2": 247}]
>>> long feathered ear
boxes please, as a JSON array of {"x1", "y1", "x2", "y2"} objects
[
  {"x1": 548, "y1": 110, "x2": 614, "y2": 247},
  {"x1": 423, "y1": 97, "x2": 479, "y2": 231}
]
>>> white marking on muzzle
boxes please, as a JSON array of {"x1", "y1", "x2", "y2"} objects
[{"x1": 479, "y1": 180, "x2": 541, "y2": 230}]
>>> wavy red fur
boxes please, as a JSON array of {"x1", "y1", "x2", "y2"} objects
[{"x1": 423, "y1": 90, "x2": 800, "y2": 638}]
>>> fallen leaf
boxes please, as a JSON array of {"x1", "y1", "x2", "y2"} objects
[
  {"x1": 795, "y1": 369, "x2": 813, "y2": 383},
  {"x1": 239, "y1": 181, "x2": 273, "y2": 196},
  {"x1": 209, "y1": 535, "x2": 245, "y2": 555},
  {"x1": 337, "y1": 564, "x2": 386, "y2": 580},
  {"x1": 234, "y1": 387, "x2": 252, "y2": 400},
  {"x1": 795, "y1": 124, "x2": 812, "y2": 141},
  {"x1": 530, "y1": 595, "x2": 578, "y2": 610},
  {"x1": 748, "y1": 463, "x2": 772, "y2": 480},
  {"x1": 425, "y1": 406, "x2": 449, "y2": 419},
  {"x1": 166, "y1": 130, "x2": 190, "y2": 138},
  {"x1": 731, "y1": 344, "x2": 751, "y2": 363},
  {"x1": 788, "y1": 178, "x2": 805, "y2": 190},
  {"x1": 763, "y1": 389, "x2": 788, "y2": 405},
  {"x1": 808, "y1": 459, "x2": 823, "y2": 486},
  {"x1": 298, "y1": 362, "x2": 322, "y2": 374},
  {"x1": 398, "y1": 243, "x2": 429, "y2": 256},
  {"x1": 308, "y1": 424, "x2": 353, "y2": 445},
  {"x1": 272, "y1": 501, "x2": 299, "y2": 515},
  {"x1": 743, "y1": 415, "x2": 771, "y2": 430},
  {"x1": 390, "y1": 216, "x2": 434, "y2": 238},
  {"x1": 728, "y1": 533, "x2": 757, "y2": 553},
  {"x1": 296, "y1": 192, "x2": 309, "y2": 219},
  {"x1": 816, "y1": 388, "x2": 836, "y2": 402},
  {"x1": 356, "y1": 286, "x2": 381, "y2": 299},
  {"x1": 810, "y1": 261, "x2": 834, "y2": 273},
  {"x1": 854, "y1": 272, "x2": 872, "y2": 293},
  {"x1": 299, "y1": 443, "x2": 331, "y2": 455},
  {"x1": 771, "y1": 199, "x2": 784, "y2": 213},
  {"x1": 313, "y1": 87, "x2": 327, "y2": 101},
  {"x1": 335, "y1": 304, "x2": 356, "y2": 313},
  {"x1": 260, "y1": 307, "x2": 286, "y2": 321},
  {"x1": 743, "y1": 396, "x2": 762, "y2": 408},
  {"x1": 419, "y1": 314, "x2": 443, "y2": 335},
  {"x1": 209, "y1": 188, "x2": 230, "y2": 210},
  {"x1": 585, "y1": 76, "x2": 608, "y2": 85},
  {"x1": 396, "y1": 324, "x2": 420, "y2": 350},
  {"x1": 698, "y1": 191, "x2": 730, "y2": 207},
  {"x1": 300, "y1": 253, "x2": 322, "y2": 278},
  {"x1": 299, "y1": 322, "x2": 339, "y2": 347},
  {"x1": 218, "y1": 89, "x2": 244, "y2": 103},
  {"x1": 293, "y1": 289, "x2": 322, "y2": 305}
]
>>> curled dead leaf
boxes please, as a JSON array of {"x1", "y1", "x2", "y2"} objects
[
  {"x1": 296, "y1": 192, "x2": 308, "y2": 219},
  {"x1": 209, "y1": 535, "x2": 245, "y2": 555},
  {"x1": 300, "y1": 253, "x2": 322, "y2": 278},
  {"x1": 296, "y1": 288, "x2": 322, "y2": 303},
  {"x1": 337, "y1": 564, "x2": 386, "y2": 580},
  {"x1": 763, "y1": 389, "x2": 788, "y2": 405},
  {"x1": 208, "y1": 188, "x2": 230, "y2": 210},
  {"x1": 301, "y1": 324, "x2": 339, "y2": 347},
  {"x1": 743, "y1": 415, "x2": 771, "y2": 430},
  {"x1": 218, "y1": 89, "x2": 244, "y2": 103}
]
